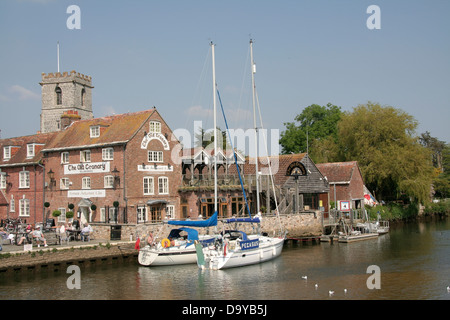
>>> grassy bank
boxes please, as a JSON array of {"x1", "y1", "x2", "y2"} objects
[{"x1": 366, "y1": 199, "x2": 450, "y2": 221}]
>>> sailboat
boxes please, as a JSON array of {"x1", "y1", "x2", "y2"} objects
[
  {"x1": 195, "y1": 40, "x2": 285, "y2": 270},
  {"x1": 137, "y1": 212, "x2": 218, "y2": 266},
  {"x1": 138, "y1": 42, "x2": 223, "y2": 267}
]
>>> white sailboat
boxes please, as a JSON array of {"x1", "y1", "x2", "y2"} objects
[
  {"x1": 137, "y1": 213, "x2": 218, "y2": 266},
  {"x1": 195, "y1": 40, "x2": 285, "y2": 270}
]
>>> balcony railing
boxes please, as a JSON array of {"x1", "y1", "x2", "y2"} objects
[{"x1": 179, "y1": 174, "x2": 258, "y2": 190}]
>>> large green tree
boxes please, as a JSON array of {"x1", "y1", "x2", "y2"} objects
[
  {"x1": 279, "y1": 103, "x2": 342, "y2": 162},
  {"x1": 337, "y1": 102, "x2": 434, "y2": 203}
]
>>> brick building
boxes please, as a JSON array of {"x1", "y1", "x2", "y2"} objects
[
  {"x1": 41, "y1": 107, "x2": 182, "y2": 225},
  {"x1": 316, "y1": 161, "x2": 365, "y2": 211}
]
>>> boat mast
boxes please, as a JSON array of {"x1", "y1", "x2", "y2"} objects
[
  {"x1": 250, "y1": 39, "x2": 260, "y2": 214},
  {"x1": 211, "y1": 41, "x2": 218, "y2": 213}
]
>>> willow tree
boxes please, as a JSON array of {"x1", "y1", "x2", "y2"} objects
[{"x1": 337, "y1": 102, "x2": 433, "y2": 203}]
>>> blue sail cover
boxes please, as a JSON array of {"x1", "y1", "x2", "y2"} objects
[
  {"x1": 168, "y1": 211, "x2": 218, "y2": 227},
  {"x1": 226, "y1": 217, "x2": 260, "y2": 224}
]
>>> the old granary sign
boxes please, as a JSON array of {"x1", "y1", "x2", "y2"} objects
[
  {"x1": 286, "y1": 161, "x2": 307, "y2": 176},
  {"x1": 141, "y1": 132, "x2": 170, "y2": 150},
  {"x1": 64, "y1": 162, "x2": 110, "y2": 175}
]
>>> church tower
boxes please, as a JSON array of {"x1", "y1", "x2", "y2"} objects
[{"x1": 39, "y1": 70, "x2": 94, "y2": 133}]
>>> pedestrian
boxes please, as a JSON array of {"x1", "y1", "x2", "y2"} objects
[{"x1": 32, "y1": 226, "x2": 48, "y2": 247}]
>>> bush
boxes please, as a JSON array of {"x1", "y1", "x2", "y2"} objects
[
  {"x1": 52, "y1": 210, "x2": 61, "y2": 217},
  {"x1": 66, "y1": 211, "x2": 74, "y2": 219}
]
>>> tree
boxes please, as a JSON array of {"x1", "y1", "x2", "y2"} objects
[
  {"x1": 337, "y1": 102, "x2": 434, "y2": 203},
  {"x1": 432, "y1": 143, "x2": 450, "y2": 198},
  {"x1": 279, "y1": 103, "x2": 342, "y2": 162},
  {"x1": 419, "y1": 131, "x2": 445, "y2": 169},
  {"x1": 195, "y1": 126, "x2": 230, "y2": 150}
]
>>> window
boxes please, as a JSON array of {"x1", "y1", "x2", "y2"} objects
[
  {"x1": 80, "y1": 150, "x2": 91, "y2": 162},
  {"x1": 26, "y1": 144, "x2": 35, "y2": 158},
  {"x1": 149, "y1": 121, "x2": 161, "y2": 133},
  {"x1": 102, "y1": 148, "x2": 114, "y2": 161},
  {"x1": 104, "y1": 175, "x2": 114, "y2": 188},
  {"x1": 137, "y1": 206, "x2": 147, "y2": 223},
  {"x1": 158, "y1": 177, "x2": 169, "y2": 194},
  {"x1": 55, "y1": 86, "x2": 62, "y2": 105},
  {"x1": 90, "y1": 126, "x2": 100, "y2": 138},
  {"x1": 150, "y1": 206, "x2": 161, "y2": 222},
  {"x1": 3, "y1": 146, "x2": 11, "y2": 160},
  {"x1": 143, "y1": 177, "x2": 154, "y2": 195},
  {"x1": 19, "y1": 198, "x2": 30, "y2": 217},
  {"x1": 166, "y1": 205, "x2": 175, "y2": 219},
  {"x1": 60, "y1": 178, "x2": 70, "y2": 190},
  {"x1": 148, "y1": 151, "x2": 163, "y2": 162},
  {"x1": 81, "y1": 88, "x2": 86, "y2": 106},
  {"x1": 109, "y1": 207, "x2": 117, "y2": 223},
  {"x1": 61, "y1": 152, "x2": 69, "y2": 164},
  {"x1": 82, "y1": 177, "x2": 91, "y2": 189},
  {"x1": 19, "y1": 171, "x2": 30, "y2": 188},
  {"x1": 10, "y1": 196, "x2": 15, "y2": 213},
  {"x1": 0, "y1": 172, "x2": 6, "y2": 189},
  {"x1": 100, "y1": 207, "x2": 106, "y2": 222},
  {"x1": 58, "y1": 208, "x2": 67, "y2": 223}
]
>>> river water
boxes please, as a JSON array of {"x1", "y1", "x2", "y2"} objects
[{"x1": 1, "y1": 218, "x2": 449, "y2": 300}]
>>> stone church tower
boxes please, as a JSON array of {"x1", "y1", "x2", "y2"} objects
[{"x1": 39, "y1": 70, "x2": 94, "y2": 133}]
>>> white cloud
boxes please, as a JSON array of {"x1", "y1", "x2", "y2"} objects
[
  {"x1": 185, "y1": 105, "x2": 213, "y2": 118},
  {"x1": 8, "y1": 85, "x2": 40, "y2": 101}
]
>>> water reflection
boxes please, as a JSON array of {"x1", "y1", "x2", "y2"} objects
[{"x1": 1, "y1": 218, "x2": 449, "y2": 300}]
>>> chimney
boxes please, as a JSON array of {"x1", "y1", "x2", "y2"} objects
[{"x1": 60, "y1": 110, "x2": 81, "y2": 130}]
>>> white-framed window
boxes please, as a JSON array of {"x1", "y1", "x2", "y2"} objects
[
  {"x1": 61, "y1": 152, "x2": 69, "y2": 164},
  {"x1": 80, "y1": 150, "x2": 91, "y2": 162},
  {"x1": 158, "y1": 176, "x2": 169, "y2": 194},
  {"x1": 90, "y1": 125, "x2": 100, "y2": 138},
  {"x1": 19, "y1": 198, "x2": 30, "y2": 217},
  {"x1": 19, "y1": 170, "x2": 30, "y2": 188},
  {"x1": 166, "y1": 205, "x2": 175, "y2": 219},
  {"x1": 3, "y1": 146, "x2": 11, "y2": 160},
  {"x1": 100, "y1": 207, "x2": 106, "y2": 223},
  {"x1": 109, "y1": 207, "x2": 118, "y2": 223},
  {"x1": 104, "y1": 175, "x2": 114, "y2": 188},
  {"x1": 26, "y1": 144, "x2": 35, "y2": 158},
  {"x1": 0, "y1": 172, "x2": 6, "y2": 189},
  {"x1": 60, "y1": 178, "x2": 70, "y2": 190},
  {"x1": 148, "y1": 151, "x2": 163, "y2": 162},
  {"x1": 58, "y1": 207, "x2": 67, "y2": 223},
  {"x1": 137, "y1": 206, "x2": 147, "y2": 223},
  {"x1": 10, "y1": 195, "x2": 15, "y2": 212},
  {"x1": 149, "y1": 121, "x2": 161, "y2": 133},
  {"x1": 102, "y1": 147, "x2": 114, "y2": 161},
  {"x1": 143, "y1": 176, "x2": 154, "y2": 195},
  {"x1": 82, "y1": 177, "x2": 91, "y2": 189}
]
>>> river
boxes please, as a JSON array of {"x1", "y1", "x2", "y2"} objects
[{"x1": 1, "y1": 217, "x2": 449, "y2": 300}]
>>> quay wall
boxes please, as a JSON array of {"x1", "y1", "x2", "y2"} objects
[{"x1": 90, "y1": 212, "x2": 323, "y2": 241}]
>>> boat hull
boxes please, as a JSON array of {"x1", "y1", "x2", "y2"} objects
[
  {"x1": 201, "y1": 236, "x2": 284, "y2": 270},
  {"x1": 138, "y1": 245, "x2": 198, "y2": 266}
]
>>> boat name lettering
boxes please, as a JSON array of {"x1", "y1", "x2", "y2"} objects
[{"x1": 239, "y1": 239, "x2": 259, "y2": 250}]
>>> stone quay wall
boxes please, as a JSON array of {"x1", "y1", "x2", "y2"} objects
[{"x1": 91, "y1": 212, "x2": 323, "y2": 242}]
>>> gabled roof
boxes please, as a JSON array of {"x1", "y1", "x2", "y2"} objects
[
  {"x1": 0, "y1": 132, "x2": 56, "y2": 167},
  {"x1": 316, "y1": 161, "x2": 361, "y2": 184},
  {"x1": 42, "y1": 109, "x2": 156, "y2": 152}
]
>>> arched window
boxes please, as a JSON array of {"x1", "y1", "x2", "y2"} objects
[
  {"x1": 81, "y1": 88, "x2": 86, "y2": 106},
  {"x1": 55, "y1": 86, "x2": 62, "y2": 105}
]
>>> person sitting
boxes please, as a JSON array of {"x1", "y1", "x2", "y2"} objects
[
  {"x1": 80, "y1": 224, "x2": 90, "y2": 241},
  {"x1": 32, "y1": 226, "x2": 48, "y2": 247}
]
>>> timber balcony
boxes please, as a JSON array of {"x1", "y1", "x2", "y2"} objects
[{"x1": 179, "y1": 174, "x2": 259, "y2": 192}]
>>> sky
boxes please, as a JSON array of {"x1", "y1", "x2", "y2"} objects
[{"x1": 0, "y1": 0, "x2": 449, "y2": 154}]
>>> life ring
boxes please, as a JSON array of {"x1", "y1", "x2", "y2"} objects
[{"x1": 161, "y1": 238, "x2": 171, "y2": 248}]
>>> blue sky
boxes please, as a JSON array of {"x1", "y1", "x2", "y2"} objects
[{"x1": 1, "y1": 0, "x2": 449, "y2": 150}]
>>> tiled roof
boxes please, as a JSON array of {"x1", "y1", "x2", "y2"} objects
[
  {"x1": 315, "y1": 161, "x2": 359, "y2": 183},
  {"x1": 42, "y1": 109, "x2": 156, "y2": 151},
  {"x1": 0, "y1": 132, "x2": 56, "y2": 166}
]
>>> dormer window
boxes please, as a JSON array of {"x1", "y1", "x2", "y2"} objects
[
  {"x1": 90, "y1": 125, "x2": 100, "y2": 138},
  {"x1": 3, "y1": 146, "x2": 11, "y2": 160},
  {"x1": 55, "y1": 86, "x2": 62, "y2": 105},
  {"x1": 27, "y1": 144, "x2": 35, "y2": 159},
  {"x1": 149, "y1": 121, "x2": 161, "y2": 133}
]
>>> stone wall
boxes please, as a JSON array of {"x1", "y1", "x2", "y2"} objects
[{"x1": 90, "y1": 212, "x2": 323, "y2": 241}]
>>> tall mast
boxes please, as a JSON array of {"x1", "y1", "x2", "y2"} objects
[
  {"x1": 250, "y1": 39, "x2": 260, "y2": 214},
  {"x1": 211, "y1": 41, "x2": 218, "y2": 213}
]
